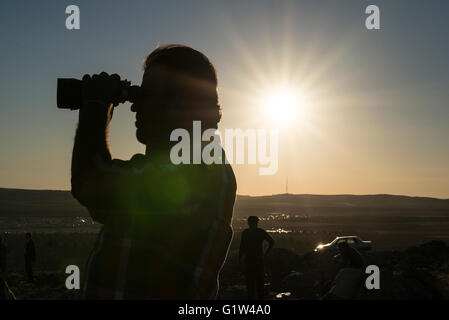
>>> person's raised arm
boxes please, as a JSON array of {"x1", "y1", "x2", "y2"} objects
[{"x1": 71, "y1": 73, "x2": 122, "y2": 223}]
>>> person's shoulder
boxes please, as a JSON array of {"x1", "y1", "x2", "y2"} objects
[
  {"x1": 108, "y1": 153, "x2": 149, "y2": 172},
  {"x1": 116, "y1": 153, "x2": 147, "y2": 166},
  {"x1": 224, "y1": 163, "x2": 237, "y2": 190}
]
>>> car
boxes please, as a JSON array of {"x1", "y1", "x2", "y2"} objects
[{"x1": 314, "y1": 236, "x2": 372, "y2": 253}]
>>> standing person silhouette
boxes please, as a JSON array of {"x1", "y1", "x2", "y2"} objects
[
  {"x1": 239, "y1": 216, "x2": 274, "y2": 300},
  {"x1": 71, "y1": 44, "x2": 236, "y2": 299},
  {"x1": 0, "y1": 236, "x2": 7, "y2": 279},
  {"x1": 24, "y1": 233, "x2": 36, "y2": 282}
]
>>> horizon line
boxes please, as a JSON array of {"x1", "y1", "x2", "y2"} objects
[{"x1": 1, "y1": 187, "x2": 448, "y2": 201}]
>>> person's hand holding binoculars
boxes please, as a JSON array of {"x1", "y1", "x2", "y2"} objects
[
  {"x1": 57, "y1": 74, "x2": 140, "y2": 110},
  {"x1": 78, "y1": 72, "x2": 123, "y2": 125},
  {"x1": 82, "y1": 72, "x2": 122, "y2": 107}
]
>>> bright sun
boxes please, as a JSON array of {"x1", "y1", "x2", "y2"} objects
[{"x1": 263, "y1": 89, "x2": 301, "y2": 125}]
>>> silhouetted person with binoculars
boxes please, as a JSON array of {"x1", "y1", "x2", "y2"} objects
[
  {"x1": 239, "y1": 216, "x2": 274, "y2": 300},
  {"x1": 70, "y1": 45, "x2": 236, "y2": 299}
]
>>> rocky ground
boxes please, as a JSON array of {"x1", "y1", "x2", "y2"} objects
[
  {"x1": 219, "y1": 240, "x2": 449, "y2": 299},
  {"x1": 5, "y1": 272, "x2": 78, "y2": 300},
  {"x1": 3, "y1": 240, "x2": 449, "y2": 300}
]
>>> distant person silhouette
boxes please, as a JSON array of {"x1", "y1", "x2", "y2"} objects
[
  {"x1": 25, "y1": 233, "x2": 36, "y2": 282},
  {"x1": 0, "y1": 237, "x2": 6, "y2": 279},
  {"x1": 239, "y1": 216, "x2": 274, "y2": 300},
  {"x1": 71, "y1": 45, "x2": 236, "y2": 299}
]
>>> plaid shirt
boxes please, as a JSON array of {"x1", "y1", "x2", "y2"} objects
[{"x1": 72, "y1": 152, "x2": 236, "y2": 299}]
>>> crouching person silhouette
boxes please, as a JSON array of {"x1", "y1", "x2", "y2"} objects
[
  {"x1": 71, "y1": 45, "x2": 236, "y2": 299},
  {"x1": 322, "y1": 241, "x2": 366, "y2": 300}
]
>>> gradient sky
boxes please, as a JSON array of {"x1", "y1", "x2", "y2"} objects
[{"x1": 1, "y1": 0, "x2": 448, "y2": 198}]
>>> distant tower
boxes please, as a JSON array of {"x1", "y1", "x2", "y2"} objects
[{"x1": 286, "y1": 176, "x2": 289, "y2": 194}]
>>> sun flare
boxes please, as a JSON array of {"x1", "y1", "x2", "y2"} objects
[{"x1": 263, "y1": 89, "x2": 301, "y2": 125}]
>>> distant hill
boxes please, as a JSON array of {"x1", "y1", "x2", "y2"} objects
[
  {"x1": 0, "y1": 188, "x2": 86, "y2": 217},
  {"x1": 235, "y1": 193, "x2": 449, "y2": 217},
  {"x1": 1, "y1": 188, "x2": 448, "y2": 217}
]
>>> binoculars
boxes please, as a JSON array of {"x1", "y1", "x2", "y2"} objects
[{"x1": 57, "y1": 78, "x2": 141, "y2": 110}]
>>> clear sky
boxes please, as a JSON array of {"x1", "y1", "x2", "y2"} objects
[{"x1": 1, "y1": 0, "x2": 448, "y2": 198}]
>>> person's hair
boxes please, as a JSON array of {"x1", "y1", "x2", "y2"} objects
[
  {"x1": 25, "y1": 232, "x2": 31, "y2": 238},
  {"x1": 248, "y1": 216, "x2": 259, "y2": 224},
  {"x1": 142, "y1": 44, "x2": 221, "y2": 129}
]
